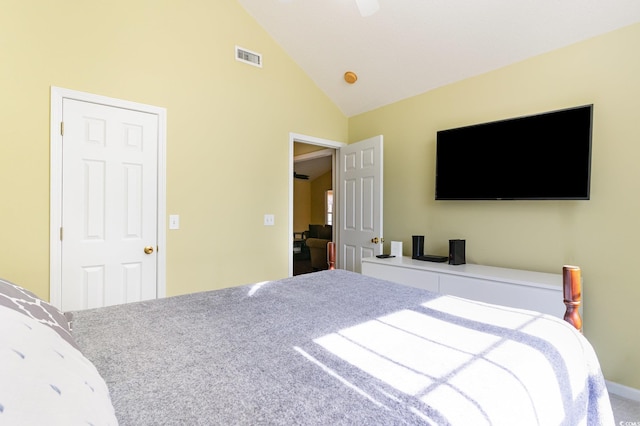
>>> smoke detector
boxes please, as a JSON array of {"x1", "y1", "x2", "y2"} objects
[{"x1": 344, "y1": 71, "x2": 358, "y2": 84}]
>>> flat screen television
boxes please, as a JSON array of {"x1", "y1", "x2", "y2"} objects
[{"x1": 435, "y1": 104, "x2": 593, "y2": 200}]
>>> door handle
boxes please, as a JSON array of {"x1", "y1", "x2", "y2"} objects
[
  {"x1": 371, "y1": 237, "x2": 384, "y2": 244},
  {"x1": 144, "y1": 246, "x2": 154, "y2": 254}
]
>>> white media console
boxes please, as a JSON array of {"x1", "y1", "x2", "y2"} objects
[{"x1": 361, "y1": 256, "x2": 569, "y2": 319}]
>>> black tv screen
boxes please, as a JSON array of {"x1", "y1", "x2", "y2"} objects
[{"x1": 435, "y1": 105, "x2": 593, "y2": 200}]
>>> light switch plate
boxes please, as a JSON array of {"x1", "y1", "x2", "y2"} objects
[
  {"x1": 264, "y1": 214, "x2": 275, "y2": 226},
  {"x1": 169, "y1": 214, "x2": 180, "y2": 230}
]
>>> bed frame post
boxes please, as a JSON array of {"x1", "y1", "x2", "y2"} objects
[
  {"x1": 327, "y1": 242, "x2": 336, "y2": 270},
  {"x1": 562, "y1": 265, "x2": 583, "y2": 332}
]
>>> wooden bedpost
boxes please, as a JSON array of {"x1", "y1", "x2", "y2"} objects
[
  {"x1": 327, "y1": 242, "x2": 336, "y2": 270},
  {"x1": 563, "y1": 265, "x2": 583, "y2": 332}
]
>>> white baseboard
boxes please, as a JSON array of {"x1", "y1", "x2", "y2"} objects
[{"x1": 607, "y1": 380, "x2": 640, "y2": 402}]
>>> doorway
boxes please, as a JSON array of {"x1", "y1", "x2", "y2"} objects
[
  {"x1": 293, "y1": 144, "x2": 334, "y2": 275},
  {"x1": 288, "y1": 133, "x2": 345, "y2": 276},
  {"x1": 288, "y1": 133, "x2": 384, "y2": 276}
]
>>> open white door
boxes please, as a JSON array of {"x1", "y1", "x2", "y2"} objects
[{"x1": 338, "y1": 135, "x2": 383, "y2": 272}]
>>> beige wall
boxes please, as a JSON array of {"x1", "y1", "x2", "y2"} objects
[
  {"x1": 293, "y1": 171, "x2": 331, "y2": 232},
  {"x1": 349, "y1": 23, "x2": 640, "y2": 389},
  {"x1": 293, "y1": 179, "x2": 311, "y2": 233},
  {"x1": 310, "y1": 171, "x2": 332, "y2": 225},
  {"x1": 0, "y1": 1, "x2": 347, "y2": 297}
]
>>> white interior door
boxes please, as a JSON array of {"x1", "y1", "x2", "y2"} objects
[
  {"x1": 338, "y1": 135, "x2": 383, "y2": 272},
  {"x1": 60, "y1": 99, "x2": 159, "y2": 311}
]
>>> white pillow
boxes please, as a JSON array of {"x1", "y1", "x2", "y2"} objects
[{"x1": 0, "y1": 306, "x2": 118, "y2": 425}]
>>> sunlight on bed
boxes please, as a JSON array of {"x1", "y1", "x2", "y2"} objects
[
  {"x1": 293, "y1": 346, "x2": 390, "y2": 410},
  {"x1": 310, "y1": 298, "x2": 574, "y2": 425},
  {"x1": 247, "y1": 280, "x2": 271, "y2": 296}
]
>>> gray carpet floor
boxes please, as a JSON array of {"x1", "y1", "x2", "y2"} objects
[{"x1": 610, "y1": 394, "x2": 640, "y2": 423}]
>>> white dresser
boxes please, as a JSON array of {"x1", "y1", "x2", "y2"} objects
[{"x1": 361, "y1": 256, "x2": 568, "y2": 319}]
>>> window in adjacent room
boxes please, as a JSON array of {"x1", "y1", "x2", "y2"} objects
[{"x1": 325, "y1": 190, "x2": 333, "y2": 226}]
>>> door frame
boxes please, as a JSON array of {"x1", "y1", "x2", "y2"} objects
[
  {"x1": 289, "y1": 133, "x2": 345, "y2": 276},
  {"x1": 49, "y1": 87, "x2": 167, "y2": 308}
]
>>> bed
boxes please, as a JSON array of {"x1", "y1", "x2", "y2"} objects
[{"x1": 1, "y1": 268, "x2": 613, "y2": 425}]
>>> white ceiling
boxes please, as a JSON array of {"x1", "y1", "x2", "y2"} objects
[
  {"x1": 294, "y1": 155, "x2": 332, "y2": 181},
  {"x1": 294, "y1": 149, "x2": 333, "y2": 181},
  {"x1": 238, "y1": 0, "x2": 640, "y2": 117}
]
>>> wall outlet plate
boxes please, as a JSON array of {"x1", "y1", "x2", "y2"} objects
[{"x1": 264, "y1": 214, "x2": 275, "y2": 226}]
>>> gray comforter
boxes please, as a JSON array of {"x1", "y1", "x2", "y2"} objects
[{"x1": 71, "y1": 270, "x2": 614, "y2": 425}]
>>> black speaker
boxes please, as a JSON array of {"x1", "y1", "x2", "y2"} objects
[
  {"x1": 449, "y1": 239, "x2": 466, "y2": 265},
  {"x1": 412, "y1": 235, "x2": 424, "y2": 259}
]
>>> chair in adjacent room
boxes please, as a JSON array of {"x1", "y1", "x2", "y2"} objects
[{"x1": 305, "y1": 224, "x2": 332, "y2": 271}]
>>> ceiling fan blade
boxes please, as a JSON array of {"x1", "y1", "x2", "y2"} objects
[{"x1": 355, "y1": 0, "x2": 379, "y2": 17}]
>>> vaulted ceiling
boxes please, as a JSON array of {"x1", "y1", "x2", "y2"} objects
[{"x1": 238, "y1": 0, "x2": 640, "y2": 117}]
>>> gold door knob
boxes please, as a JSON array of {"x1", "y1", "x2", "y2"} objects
[
  {"x1": 144, "y1": 246, "x2": 154, "y2": 254},
  {"x1": 371, "y1": 237, "x2": 379, "y2": 244}
]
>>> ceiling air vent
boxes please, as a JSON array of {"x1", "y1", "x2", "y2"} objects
[{"x1": 235, "y1": 46, "x2": 262, "y2": 68}]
